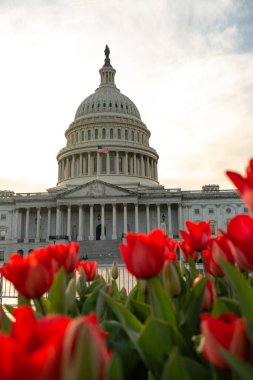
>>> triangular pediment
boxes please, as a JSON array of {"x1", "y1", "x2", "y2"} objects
[{"x1": 58, "y1": 180, "x2": 136, "y2": 199}]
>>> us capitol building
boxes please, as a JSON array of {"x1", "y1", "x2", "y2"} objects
[{"x1": 0, "y1": 46, "x2": 245, "y2": 261}]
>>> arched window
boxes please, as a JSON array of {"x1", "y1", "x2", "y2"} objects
[
  {"x1": 95, "y1": 129, "x2": 98, "y2": 139},
  {"x1": 110, "y1": 128, "x2": 113, "y2": 139},
  {"x1": 131, "y1": 131, "x2": 134, "y2": 141},
  {"x1": 137, "y1": 132, "x2": 140, "y2": 142},
  {"x1": 118, "y1": 129, "x2": 121, "y2": 139},
  {"x1": 125, "y1": 130, "x2": 128, "y2": 140},
  {"x1": 88, "y1": 130, "x2": 91, "y2": 140},
  {"x1": 76, "y1": 132, "x2": 78, "y2": 143},
  {"x1": 102, "y1": 128, "x2": 106, "y2": 139},
  {"x1": 81, "y1": 130, "x2": 84, "y2": 141}
]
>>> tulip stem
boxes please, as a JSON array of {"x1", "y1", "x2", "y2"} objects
[{"x1": 37, "y1": 297, "x2": 47, "y2": 316}]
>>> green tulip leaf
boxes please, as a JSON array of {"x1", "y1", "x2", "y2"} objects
[
  {"x1": 130, "y1": 299, "x2": 151, "y2": 323},
  {"x1": 103, "y1": 292, "x2": 143, "y2": 341},
  {"x1": 220, "y1": 260, "x2": 253, "y2": 342},
  {"x1": 76, "y1": 267, "x2": 87, "y2": 298},
  {"x1": 82, "y1": 281, "x2": 106, "y2": 315},
  {"x1": 179, "y1": 276, "x2": 206, "y2": 339},
  {"x1": 48, "y1": 267, "x2": 67, "y2": 314},
  {"x1": 162, "y1": 351, "x2": 212, "y2": 380},
  {"x1": 212, "y1": 297, "x2": 242, "y2": 318},
  {"x1": 146, "y1": 277, "x2": 176, "y2": 327},
  {"x1": 138, "y1": 317, "x2": 187, "y2": 377},
  {"x1": 65, "y1": 277, "x2": 77, "y2": 312},
  {"x1": 105, "y1": 353, "x2": 124, "y2": 380},
  {"x1": 221, "y1": 349, "x2": 253, "y2": 380}
]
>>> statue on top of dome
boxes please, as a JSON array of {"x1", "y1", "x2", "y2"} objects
[
  {"x1": 104, "y1": 45, "x2": 110, "y2": 59},
  {"x1": 103, "y1": 45, "x2": 112, "y2": 67}
]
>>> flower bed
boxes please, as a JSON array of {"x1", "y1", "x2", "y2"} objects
[{"x1": 0, "y1": 159, "x2": 253, "y2": 379}]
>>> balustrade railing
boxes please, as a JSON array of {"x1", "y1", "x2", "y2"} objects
[{"x1": 0, "y1": 263, "x2": 205, "y2": 306}]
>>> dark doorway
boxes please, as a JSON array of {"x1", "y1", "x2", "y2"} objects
[
  {"x1": 96, "y1": 224, "x2": 106, "y2": 240},
  {"x1": 96, "y1": 224, "x2": 101, "y2": 240}
]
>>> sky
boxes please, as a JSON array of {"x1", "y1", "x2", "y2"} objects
[{"x1": 0, "y1": 0, "x2": 252, "y2": 193}]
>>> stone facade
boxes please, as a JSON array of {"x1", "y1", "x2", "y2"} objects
[{"x1": 0, "y1": 49, "x2": 245, "y2": 262}]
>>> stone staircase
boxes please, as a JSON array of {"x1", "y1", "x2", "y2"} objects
[
  {"x1": 78, "y1": 240, "x2": 123, "y2": 265},
  {"x1": 3, "y1": 239, "x2": 123, "y2": 265}
]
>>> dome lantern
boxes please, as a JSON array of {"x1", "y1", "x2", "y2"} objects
[{"x1": 99, "y1": 45, "x2": 116, "y2": 88}]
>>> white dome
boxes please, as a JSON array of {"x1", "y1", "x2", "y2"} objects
[{"x1": 75, "y1": 87, "x2": 141, "y2": 121}]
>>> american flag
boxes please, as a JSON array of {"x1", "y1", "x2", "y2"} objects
[{"x1": 97, "y1": 145, "x2": 109, "y2": 154}]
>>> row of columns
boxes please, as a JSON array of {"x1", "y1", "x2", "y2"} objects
[
  {"x1": 58, "y1": 151, "x2": 158, "y2": 182},
  {"x1": 13, "y1": 203, "x2": 179, "y2": 242}
]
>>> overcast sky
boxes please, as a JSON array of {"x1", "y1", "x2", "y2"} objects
[{"x1": 0, "y1": 0, "x2": 252, "y2": 193}]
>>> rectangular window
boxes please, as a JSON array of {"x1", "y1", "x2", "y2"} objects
[
  {"x1": 194, "y1": 209, "x2": 200, "y2": 215},
  {"x1": 208, "y1": 209, "x2": 214, "y2": 214},
  {"x1": 0, "y1": 214, "x2": 6, "y2": 220},
  {"x1": 0, "y1": 250, "x2": 4, "y2": 261},
  {"x1": 101, "y1": 156, "x2": 106, "y2": 174}
]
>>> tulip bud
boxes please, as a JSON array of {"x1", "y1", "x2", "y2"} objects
[
  {"x1": 111, "y1": 261, "x2": 118, "y2": 280},
  {"x1": 178, "y1": 260, "x2": 186, "y2": 277},
  {"x1": 193, "y1": 275, "x2": 216, "y2": 311},
  {"x1": 163, "y1": 261, "x2": 181, "y2": 297},
  {"x1": 120, "y1": 287, "x2": 127, "y2": 301}
]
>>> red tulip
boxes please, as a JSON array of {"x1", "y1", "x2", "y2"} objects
[
  {"x1": 164, "y1": 237, "x2": 178, "y2": 252},
  {"x1": 62, "y1": 312, "x2": 110, "y2": 380},
  {"x1": 193, "y1": 275, "x2": 216, "y2": 310},
  {"x1": 52, "y1": 242, "x2": 80, "y2": 273},
  {"x1": 200, "y1": 313, "x2": 247, "y2": 368},
  {"x1": 225, "y1": 214, "x2": 253, "y2": 270},
  {"x1": 204, "y1": 235, "x2": 235, "y2": 276},
  {"x1": 164, "y1": 251, "x2": 178, "y2": 262},
  {"x1": 78, "y1": 261, "x2": 98, "y2": 281},
  {"x1": 179, "y1": 239, "x2": 200, "y2": 261},
  {"x1": 180, "y1": 220, "x2": 212, "y2": 252},
  {"x1": 226, "y1": 158, "x2": 253, "y2": 212},
  {"x1": 0, "y1": 306, "x2": 72, "y2": 380},
  {"x1": 0, "y1": 246, "x2": 54, "y2": 299},
  {"x1": 120, "y1": 229, "x2": 166, "y2": 279}
]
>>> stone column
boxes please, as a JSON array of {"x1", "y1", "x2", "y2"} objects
[
  {"x1": 106, "y1": 153, "x2": 110, "y2": 174},
  {"x1": 100, "y1": 204, "x2": 105, "y2": 240},
  {"x1": 77, "y1": 205, "x2": 84, "y2": 241},
  {"x1": 135, "y1": 203, "x2": 139, "y2": 232},
  {"x1": 167, "y1": 204, "x2": 172, "y2": 236},
  {"x1": 58, "y1": 162, "x2": 61, "y2": 181},
  {"x1": 14, "y1": 209, "x2": 19, "y2": 241},
  {"x1": 47, "y1": 208, "x2": 51, "y2": 241},
  {"x1": 67, "y1": 205, "x2": 71, "y2": 240},
  {"x1": 71, "y1": 155, "x2": 75, "y2": 177},
  {"x1": 116, "y1": 152, "x2": 119, "y2": 175},
  {"x1": 24, "y1": 208, "x2": 30, "y2": 243},
  {"x1": 156, "y1": 204, "x2": 160, "y2": 229},
  {"x1": 56, "y1": 206, "x2": 61, "y2": 237},
  {"x1": 35, "y1": 208, "x2": 41, "y2": 242},
  {"x1": 79, "y1": 154, "x2": 82, "y2": 176},
  {"x1": 134, "y1": 153, "x2": 137, "y2": 176},
  {"x1": 66, "y1": 158, "x2": 70, "y2": 178},
  {"x1": 178, "y1": 204, "x2": 183, "y2": 230},
  {"x1": 112, "y1": 203, "x2": 117, "y2": 240},
  {"x1": 123, "y1": 204, "x2": 127, "y2": 234},
  {"x1": 88, "y1": 153, "x2": 91, "y2": 176},
  {"x1": 146, "y1": 204, "x2": 150, "y2": 233},
  {"x1": 141, "y1": 155, "x2": 144, "y2": 176},
  {"x1": 125, "y1": 152, "x2": 128, "y2": 175},
  {"x1": 89, "y1": 204, "x2": 94, "y2": 240}
]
